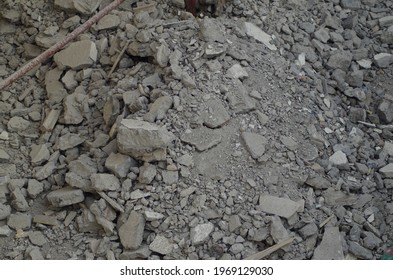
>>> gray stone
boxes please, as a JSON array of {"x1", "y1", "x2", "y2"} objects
[
  {"x1": 28, "y1": 248, "x2": 44, "y2": 260},
  {"x1": 326, "y1": 50, "x2": 353, "y2": 70},
  {"x1": 305, "y1": 176, "x2": 331, "y2": 190},
  {"x1": 30, "y1": 144, "x2": 50, "y2": 166},
  {"x1": 329, "y1": 150, "x2": 348, "y2": 166},
  {"x1": 35, "y1": 161, "x2": 57, "y2": 181},
  {"x1": 29, "y1": 231, "x2": 47, "y2": 246},
  {"x1": 181, "y1": 127, "x2": 222, "y2": 152},
  {"x1": 119, "y1": 211, "x2": 145, "y2": 250},
  {"x1": 143, "y1": 96, "x2": 173, "y2": 123},
  {"x1": 230, "y1": 243, "x2": 244, "y2": 255},
  {"x1": 90, "y1": 173, "x2": 121, "y2": 192},
  {"x1": 226, "y1": 79, "x2": 256, "y2": 113},
  {"x1": 0, "y1": 149, "x2": 10, "y2": 163},
  {"x1": 280, "y1": 135, "x2": 298, "y2": 151},
  {"x1": 0, "y1": 225, "x2": 12, "y2": 236},
  {"x1": 119, "y1": 246, "x2": 151, "y2": 260},
  {"x1": 363, "y1": 231, "x2": 382, "y2": 250},
  {"x1": 383, "y1": 141, "x2": 393, "y2": 157},
  {"x1": 149, "y1": 235, "x2": 173, "y2": 255},
  {"x1": 161, "y1": 170, "x2": 178, "y2": 185},
  {"x1": 10, "y1": 187, "x2": 29, "y2": 211},
  {"x1": 313, "y1": 227, "x2": 344, "y2": 260},
  {"x1": 377, "y1": 100, "x2": 393, "y2": 123},
  {"x1": 138, "y1": 164, "x2": 157, "y2": 184},
  {"x1": 374, "y1": 53, "x2": 393, "y2": 68},
  {"x1": 7, "y1": 213, "x2": 32, "y2": 230},
  {"x1": 299, "y1": 222, "x2": 318, "y2": 238},
  {"x1": 117, "y1": 119, "x2": 175, "y2": 160},
  {"x1": 45, "y1": 68, "x2": 67, "y2": 104},
  {"x1": 66, "y1": 155, "x2": 97, "y2": 192},
  {"x1": 226, "y1": 64, "x2": 248, "y2": 80},
  {"x1": 349, "y1": 107, "x2": 366, "y2": 123},
  {"x1": 198, "y1": 17, "x2": 226, "y2": 43},
  {"x1": 105, "y1": 153, "x2": 134, "y2": 178},
  {"x1": 202, "y1": 98, "x2": 231, "y2": 128},
  {"x1": 379, "y1": 16, "x2": 393, "y2": 27},
  {"x1": 54, "y1": 40, "x2": 97, "y2": 70},
  {"x1": 340, "y1": 0, "x2": 361, "y2": 9},
  {"x1": 155, "y1": 43, "x2": 170, "y2": 67},
  {"x1": 46, "y1": 187, "x2": 85, "y2": 207},
  {"x1": 63, "y1": 90, "x2": 88, "y2": 125},
  {"x1": 96, "y1": 14, "x2": 120, "y2": 31},
  {"x1": 241, "y1": 132, "x2": 267, "y2": 159},
  {"x1": 243, "y1": 22, "x2": 277, "y2": 51},
  {"x1": 144, "y1": 210, "x2": 164, "y2": 221},
  {"x1": 58, "y1": 133, "x2": 84, "y2": 150},
  {"x1": 54, "y1": 0, "x2": 104, "y2": 15},
  {"x1": 190, "y1": 222, "x2": 214, "y2": 245},
  {"x1": 379, "y1": 163, "x2": 393, "y2": 178},
  {"x1": 270, "y1": 216, "x2": 289, "y2": 242},
  {"x1": 349, "y1": 224, "x2": 362, "y2": 241},
  {"x1": 314, "y1": 27, "x2": 330, "y2": 43},
  {"x1": 0, "y1": 203, "x2": 11, "y2": 220},
  {"x1": 259, "y1": 195, "x2": 302, "y2": 219},
  {"x1": 346, "y1": 69, "x2": 364, "y2": 87},
  {"x1": 348, "y1": 241, "x2": 373, "y2": 259},
  {"x1": 229, "y1": 215, "x2": 242, "y2": 232},
  {"x1": 7, "y1": 116, "x2": 30, "y2": 132}
]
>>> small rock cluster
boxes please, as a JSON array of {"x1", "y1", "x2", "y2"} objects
[{"x1": 0, "y1": 0, "x2": 392, "y2": 260}]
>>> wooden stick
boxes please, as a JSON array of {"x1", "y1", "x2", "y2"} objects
[
  {"x1": 244, "y1": 238, "x2": 295, "y2": 260},
  {"x1": 106, "y1": 40, "x2": 130, "y2": 80},
  {"x1": 0, "y1": 0, "x2": 125, "y2": 92}
]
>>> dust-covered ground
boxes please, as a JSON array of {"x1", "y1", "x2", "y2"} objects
[{"x1": 0, "y1": 0, "x2": 392, "y2": 260}]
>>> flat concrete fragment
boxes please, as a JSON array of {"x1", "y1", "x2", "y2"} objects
[
  {"x1": 0, "y1": 225, "x2": 12, "y2": 237},
  {"x1": 379, "y1": 15, "x2": 393, "y2": 27},
  {"x1": 46, "y1": 187, "x2": 85, "y2": 207},
  {"x1": 63, "y1": 91, "x2": 88, "y2": 124},
  {"x1": 143, "y1": 96, "x2": 173, "y2": 123},
  {"x1": 379, "y1": 163, "x2": 393, "y2": 178},
  {"x1": 90, "y1": 173, "x2": 120, "y2": 192},
  {"x1": 227, "y1": 63, "x2": 249, "y2": 80},
  {"x1": 7, "y1": 213, "x2": 32, "y2": 230},
  {"x1": 7, "y1": 116, "x2": 30, "y2": 132},
  {"x1": 29, "y1": 231, "x2": 47, "y2": 246},
  {"x1": 329, "y1": 150, "x2": 348, "y2": 166},
  {"x1": 96, "y1": 14, "x2": 120, "y2": 30},
  {"x1": 374, "y1": 53, "x2": 393, "y2": 68},
  {"x1": 327, "y1": 50, "x2": 353, "y2": 70},
  {"x1": 270, "y1": 216, "x2": 290, "y2": 242},
  {"x1": 241, "y1": 132, "x2": 267, "y2": 159},
  {"x1": 30, "y1": 144, "x2": 50, "y2": 166},
  {"x1": 138, "y1": 164, "x2": 157, "y2": 184},
  {"x1": 58, "y1": 133, "x2": 84, "y2": 150},
  {"x1": 117, "y1": 119, "x2": 175, "y2": 159},
  {"x1": 0, "y1": 149, "x2": 10, "y2": 163},
  {"x1": 305, "y1": 176, "x2": 331, "y2": 189},
  {"x1": 161, "y1": 170, "x2": 178, "y2": 185},
  {"x1": 243, "y1": 22, "x2": 277, "y2": 51},
  {"x1": 226, "y1": 79, "x2": 256, "y2": 113},
  {"x1": 313, "y1": 227, "x2": 344, "y2": 260},
  {"x1": 41, "y1": 109, "x2": 61, "y2": 132},
  {"x1": 180, "y1": 127, "x2": 222, "y2": 152},
  {"x1": 105, "y1": 153, "x2": 134, "y2": 178},
  {"x1": 54, "y1": 40, "x2": 97, "y2": 70},
  {"x1": 45, "y1": 68, "x2": 67, "y2": 104},
  {"x1": 149, "y1": 235, "x2": 174, "y2": 255},
  {"x1": 259, "y1": 195, "x2": 302, "y2": 219},
  {"x1": 119, "y1": 211, "x2": 145, "y2": 250},
  {"x1": 190, "y1": 222, "x2": 214, "y2": 245},
  {"x1": 202, "y1": 98, "x2": 231, "y2": 128},
  {"x1": 0, "y1": 203, "x2": 11, "y2": 220}
]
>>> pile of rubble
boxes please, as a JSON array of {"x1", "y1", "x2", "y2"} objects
[{"x1": 0, "y1": 0, "x2": 392, "y2": 260}]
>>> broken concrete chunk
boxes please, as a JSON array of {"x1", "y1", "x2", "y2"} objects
[
  {"x1": 29, "y1": 231, "x2": 47, "y2": 246},
  {"x1": 379, "y1": 163, "x2": 393, "y2": 178},
  {"x1": 202, "y1": 98, "x2": 231, "y2": 128},
  {"x1": 226, "y1": 79, "x2": 256, "y2": 113},
  {"x1": 10, "y1": 187, "x2": 29, "y2": 212},
  {"x1": 27, "y1": 179, "x2": 44, "y2": 199},
  {"x1": 190, "y1": 222, "x2": 214, "y2": 245},
  {"x1": 119, "y1": 211, "x2": 145, "y2": 250},
  {"x1": 313, "y1": 227, "x2": 344, "y2": 259},
  {"x1": 243, "y1": 22, "x2": 277, "y2": 51},
  {"x1": 149, "y1": 235, "x2": 174, "y2": 255},
  {"x1": 117, "y1": 119, "x2": 175, "y2": 160},
  {"x1": 198, "y1": 17, "x2": 226, "y2": 43},
  {"x1": 90, "y1": 173, "x2": 121, "y2": 192},
  {"x1": 63, "y1": 91, "x2": 88, "y2": 125},
  {"x1": 241, "y1": 132, "x2": 267, "y2": 159},
  {"x1": 0, "y1": 149, "x2": 10, "y2": 163},
  {"x1": 226, "y1": 63, "x2": 249, "y2": 80},
  {"x1": 155, "y1": 43, "x2": 170, "y2": 67},
  {"x1": 138, "y1": 164, "x2": 157, "y2": 184},
  {"x1": 54, "y1": 0, "x2": 104, "y2": 15},
  {"x1": 7, "y1": 116, "x2": 30, "y2": 132},
  {"x1": 96, "y1": 14, "x2": 120, "y2": 31},
  {"x1": 46, "y1": 187, "x2": 85, "y2": 207},
  {"x1": 229, "y1": 215, "x2": 242, "y2": 232},
  {"x1": 30, "y1": 144, "x2": 50, "y2": 166},
  {"x1": 105, "y1": 153, "x2": 134, "y2": 178},
  {"x1": 54, "y1": 40, "x2": 97, "y2": 70},
  {"x1": 326, "y1": 50, "x2": 353, "y2": 70},
  {"x1": 259, "y1": 195, "x2": 303, "y2": 219},
  {"x1": 161, "y1": 170, "x2": 178, "y2": 185},
  {"x1": 41, "y1": 109, "x2": 61, "y2": 132},
  {"x1": 305, "y1": 176, "x2": 331, "y2": 189},
  {"x1": 270, "y1": 215, "x2": 290, "y2": 243},
  {"x1": 181, "y1": 126, "x2": 222, "y2": 152},
  {"x1": 0, "y1": 203, "x2": 11, "y2": 220},
  {"x1": 144, "y1": 210, "x2": 164, "y2": 221},
  {"x1": 58, "y1": 133, "x2": 84, "y2": 150},
  {"x1": 7, "y1": 213, "x2": 32, "y2": 230},
  {"x1": 143, "y1": 96, "x2": 173, "y2": 123},
  {"x1": 329, "y1": 150, "x2": 348, "y2": 166},
  {"x1": 374, "y1": 53, "x2": 393, "y2": 68}
]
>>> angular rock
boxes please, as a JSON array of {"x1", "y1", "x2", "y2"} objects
[
  {"x1": 149, "y1": 235, "x2": 173, "y2": 255},
  {"x1": 58, "y1": 133, "x2": 84, "y2": 150},
  {"x1": 117, "y1": 119, "x2": 175, "y2": 160},
  {"x1": 305, "y1": 176, "x2": 331, "y2": 190},
  {"x1": 7, "y1": 213, "x2": 32, "y2": 230},
  {"x1": 105, "y1": 153, "x2": 135, "y2": 178},
  {"x1": 374, "y1": 53, "x2": 393, "y2": 68},
  {"x1": 143, "y1": 96, "x2": 173, "y2": 123},
  {"x1": 299, "y1": 222, "x2": 318, "y2": 238},
  {"x1": 259, "y1": 195, "x2": 303, "y2": 219},
  {"x1": 226, "y1": 79, "x2": 255, "y2": 113},
  {"x1": 29, "y1": 231, "x2": 47, "y2": 246},
  {"x1": 202, "y1": 98, "x2": 231, "y2": 128},
  {"x1": 280, "y1": 135, "x2": 298, "y2": 151},
  {"x1": 326, "y1": 50, "x2": 353, "y2": 70},
  {"x1": 0, "y1": 203, "x2": 11, "y2": 220},
  {"x1": 66, "y1": 155, "x2": 97, "y2": 192},
  {"x1": 96, "y1": 14, "x2": 120, "y2": 31},
  {"x1": 10, "y1": 187, "x2": 29, "y2": 212},
  {"x1": 32, "y1": 215, "x2": 58, "y2": 227},
  {"x1": 119, "y1": 211, "x2": 145, "y2": 250},
  {"x1": 229, "y1": 215, "x2": 242, "y2": 232},
  {"x1": 340, "y1": 0, "x2": 361, "y2": 9},
  {"x1": 313, "y1": 227, "x2": 344, "y2": 259},
  {"x1": 161, "y1": 170, "x2": 178, "y2": 185},
  {"x1": 379, "y1": 163, "x2": 393, "y2": 178},
  {"x1": 227, "y1": 64, "x2": 248, "y2": 80},
  {"x1": 45, "y1": 68, "x2": 67, "y2": 104},
  {"x1": 155, "y1": 43, "x2": 170, "y2": 67},
  {"x1": 198, "y1": 17, "x2": 226, "y2": 43},
  {"x1": 379, "y1": 16, "x2": 393, "y2": 27},
  {"x1": 54, "y1": 40, "x2": 97, "y2": 70},
  {"x1": 7, "y1": 116, "x2": 30, "y2": 132},
  {"x1": 329, "y1": 150, "x2": 348, "y2": 166},
  {"x1": 63, "y1": 90, "x2": 88, "y2": 125},
  {"x1": 30, "y1": 144, "x2": 50, "y2": 166},
  {"x1": 138, "y1": 164, "x2": 157, "y2": 184},
  {"x1": 348, "y1": 241, "x2": 373, "y2": 259},
  {"x1": 181, "y1": 127, "x2": 222, "y2": 152},
  {"x1": 46, "y1": 187, "x2": 85, "y2": 207},
  {"x1": 0, "y1": 225, "x2": 12, "y2": 237},
  {"x1": 241, "y1": 132, "x2": 267, "y2": 159},
  {"x1": 0, "y1": 149, "x2": 10, "y2": 163},
  {"x1": 90, "y1": 173, "x2": 120, "y2": 192},
  {"x1": 27, "y1": 179, "x2": 44, "y2": 199},
  {"x1": 377, "y1": 100, "x2": 393, "y2": 124},
  {"x1": 144, "y1": 210, "x2": 164, "y2": 221},
  {"x1": 190, "y1": 222, "x2": 214, "y2": 245},
  {"x1": 270, "y1": 216, "x2": 290, "y2": 242},
  {"x1": 243, "y1": 22, "x2": 277, "y2": 51}
]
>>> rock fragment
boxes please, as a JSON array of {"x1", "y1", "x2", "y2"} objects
[
  {"x1": 58, "y1": 133, "x2": 84, "y2": 150},
  {"x1": 63, "y1": 90, "x2": 88, "y2": 125},
  {"x1": 374, "y1": 53, "x2": 393, "y2": 68},
  {"x1": 138, "y1": 164, "x2": 157, "y2": 184},
  {"x1": 313, "y1": 227, "x2": 344, "y2": 259},
  {"x1": 54, "y1": 40, "x2": 97, "y2": 70},
  {"x1": 329, "y1": 150, "x2": 348, "y2": 167},
  {"x1": 305, "y1": 176, "x2": 331, "y2": 190},
  {"x1": 348, "y1": 241, "x2": 373, "y2": 259},
  {"x1": 149, "y1": 235, "x2": 173, "y2": 255},
  {"x1": 379, "y1": 163, "x2": 393, "y2": 178},
  {"x1": 90, "y1": 174, "x2": 121, "y2": 192},
  {"x1": 96, "y1": 14, "x2": 120, "y2": 31},
  {"x1": 119, "y1": 211, "x2": 145, "y2": 250},
  {"x1": 181, "y1": 127, "x2": 222, "y2": 152},
  {"x1": 0, "y1": 203, "x2": 11, "y2": 220},
  {"x1": 190, "y1": 223, "x2": 214, "y2": 245},
  {"x1": 243, "y1": 22, "x2": 277, "y2": 51},
  {"x1": 241, "y1": 132, "x2": 267, "y2": 159},
  {"x1": 202, "y1": 98, "x2": 230, "y2": 128},
  {"x1": 7, "y1": 213, "x2": 32, "y2": 230},
  {"x1": 143, "y1": 96, "x2": 173, "y2": 123},
  {"x1": 7, "y1": 116, "x2": 30, "y2": 132},
  {"x1": 30, "y1": 144, "x2": 50, "y2": 166},
  {"x1": 105, "y1": 153, "x2": 135, "y2": 178},
  {"x1": 46, "y1": 187, "x2": 85, "y2": 207},
  {"x1": 259, "y1": 195, "x2": 303, "y2": 219},
  {"x1": 326, "y1": 50, "x2": 353, "y2": 70}
]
